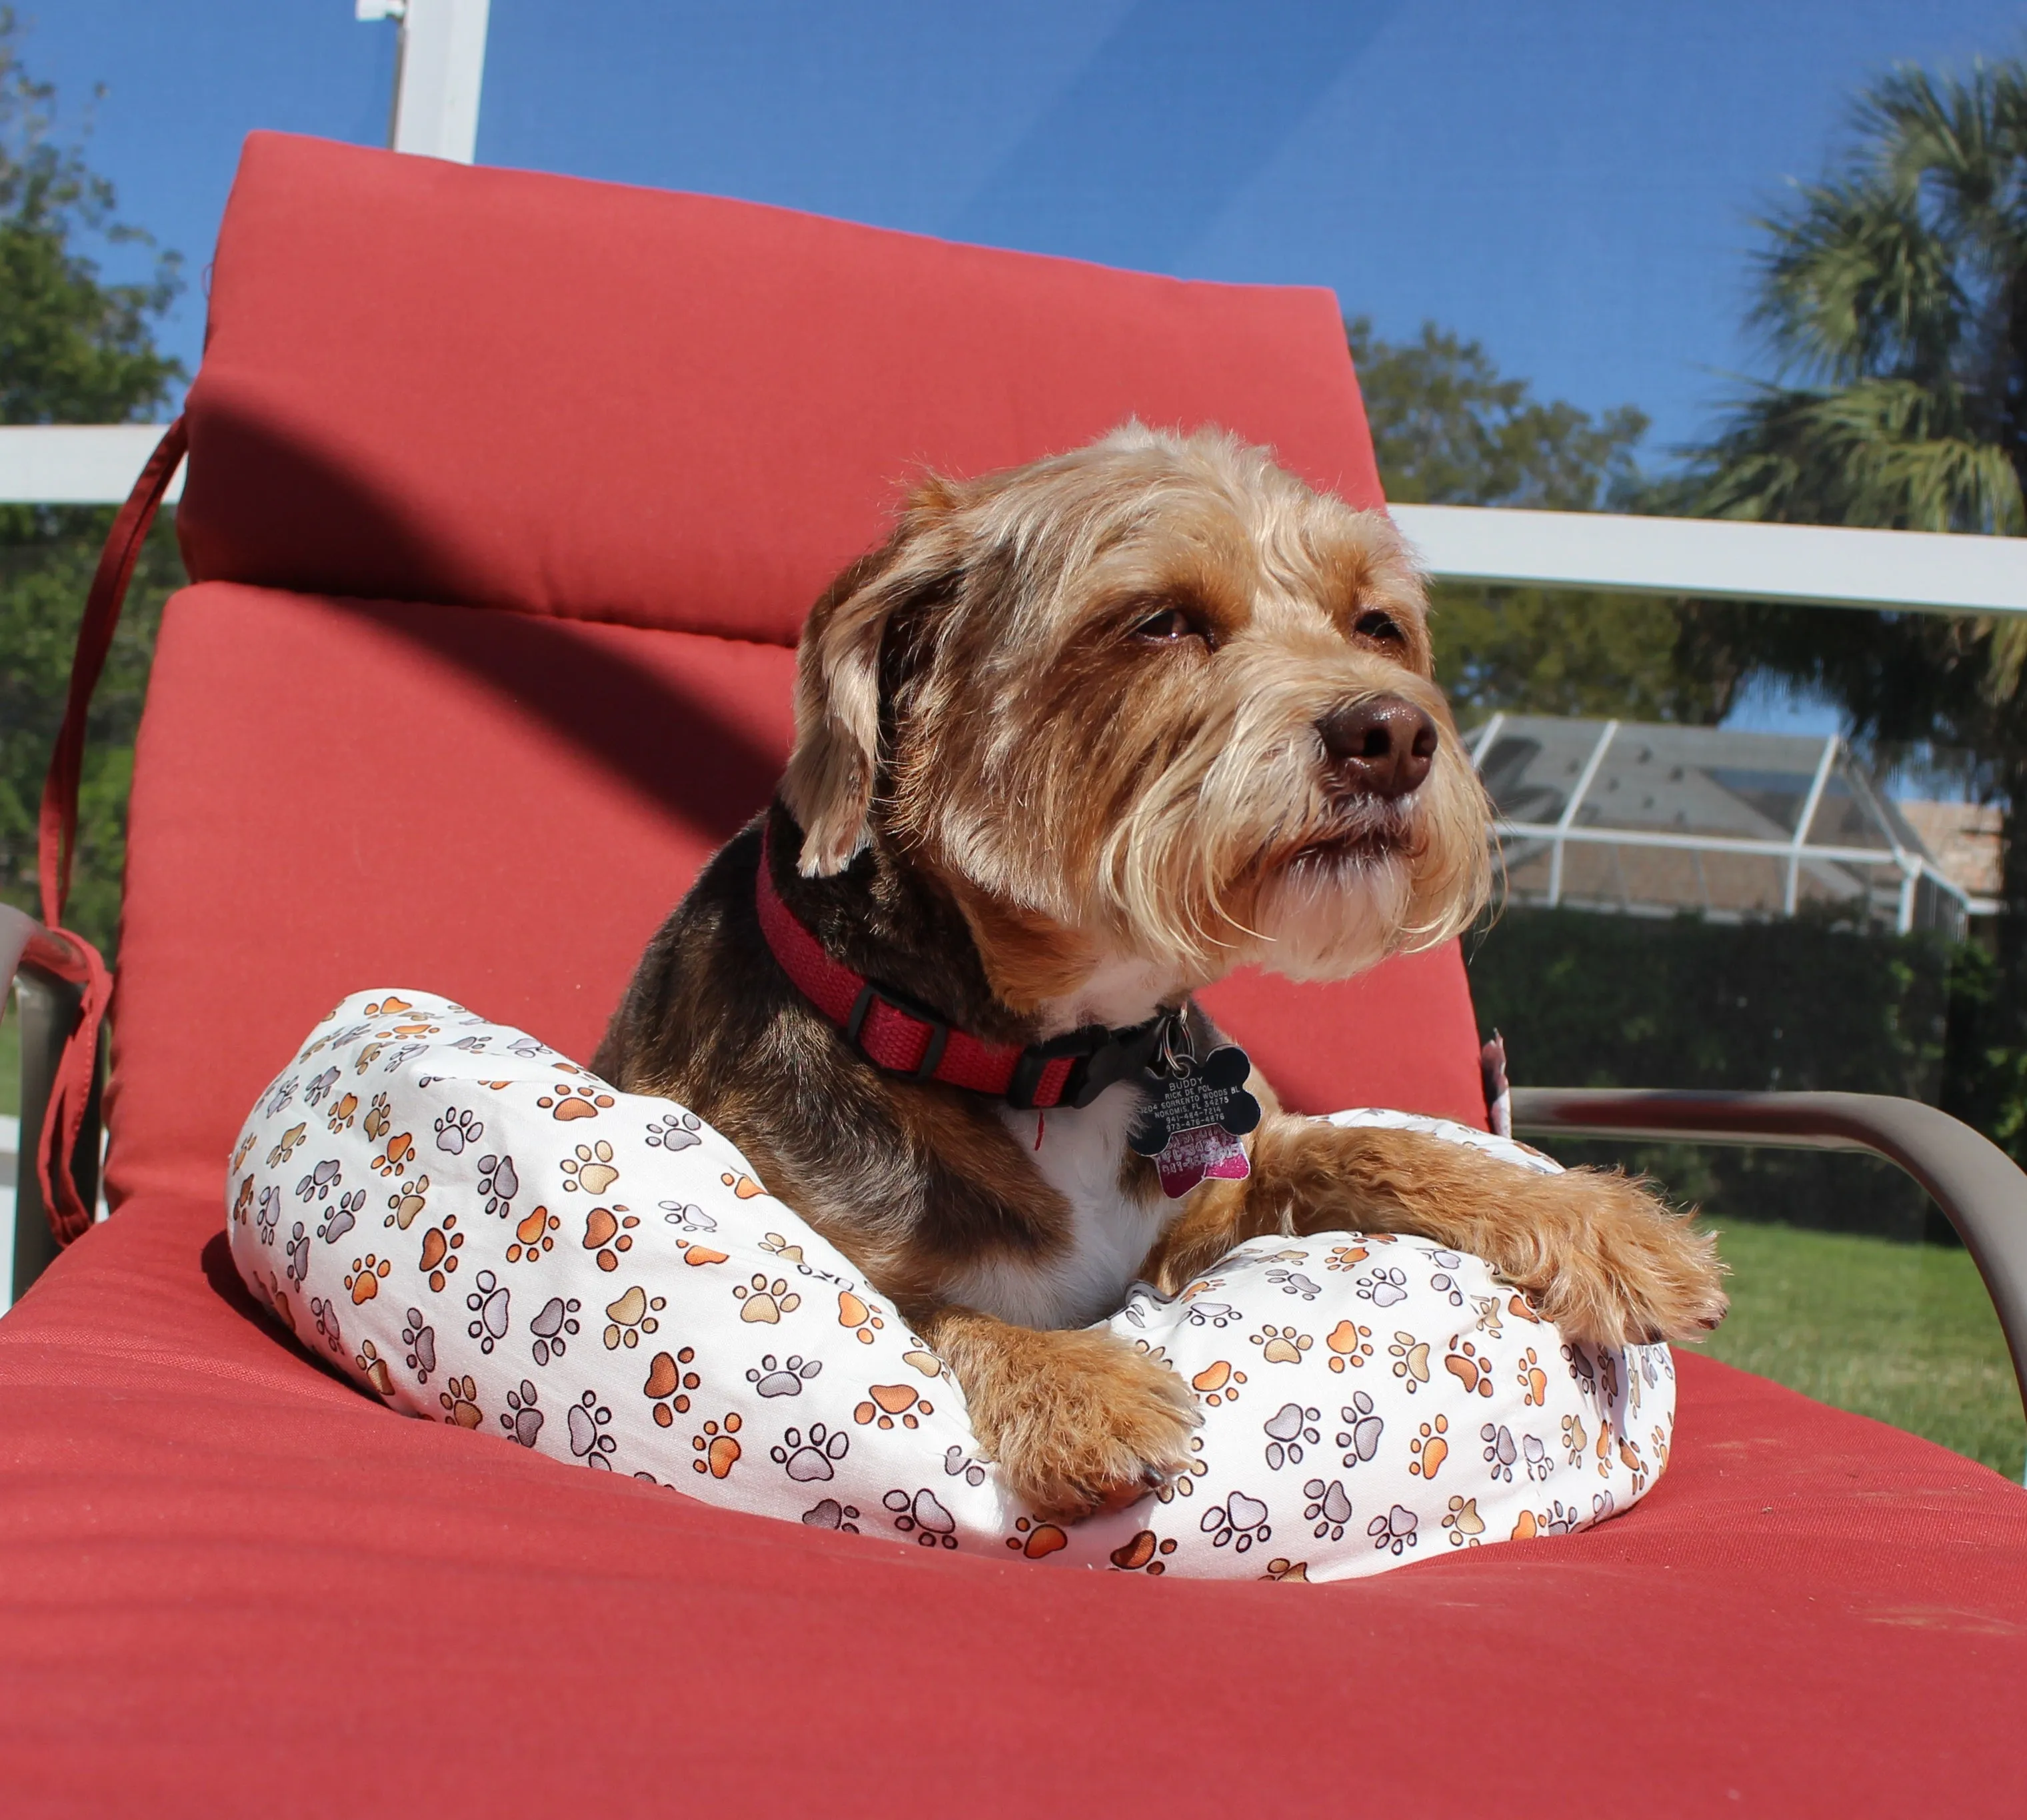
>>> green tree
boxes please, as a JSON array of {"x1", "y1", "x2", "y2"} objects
[
  {"x1": 1349, "y1": 319, "x2": 1727, "y2": 723},
  {"x1": 0, "y1": 11, "x2": 184, "y2": 958},
  {"x1": 1679, "y1": 58, "x2": 2027, "y2": 1142}
]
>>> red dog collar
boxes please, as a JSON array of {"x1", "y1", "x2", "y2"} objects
[{"x1": 755, "y1": 829, "x2": 1170, "y2": 1111}]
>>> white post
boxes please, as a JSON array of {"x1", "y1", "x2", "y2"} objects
[
  {"x1": 1786, "y1": 732, "x2": 1842, "y2": 916},
  {"x1": 357, "y1": 0, "x2": 491, "y2": 163},
  {"x1": 1548, "y1": 720, "x2": 1617, "y2": 909}
]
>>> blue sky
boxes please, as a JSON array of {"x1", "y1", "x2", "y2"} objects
[{"x1": 29, "y1": 3, "x2": 2024, "y2": 746}]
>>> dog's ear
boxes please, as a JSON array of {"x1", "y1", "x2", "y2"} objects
[{"x1": 781, "y1": 479, "x2": 964, "y2": 876}]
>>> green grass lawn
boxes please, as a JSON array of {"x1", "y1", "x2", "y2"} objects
[{"x1": 1702, "y1": 1218, "x2": 2025, "y2": 1480}]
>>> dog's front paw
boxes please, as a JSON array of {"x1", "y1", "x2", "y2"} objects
[
  {"x1": 1509, "y1": 1169, "x2": 1728, "y2": 1351},
  {"x1": 972, "y1": 1329, "x2": 1199, "y2": 1524}
]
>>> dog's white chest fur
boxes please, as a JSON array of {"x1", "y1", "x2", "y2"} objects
[{"x1": 944, "y1": 1080, "x2": 1172, "y2": 1331}]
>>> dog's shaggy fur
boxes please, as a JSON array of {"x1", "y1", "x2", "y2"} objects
[{"x1": 597, "y1": 426, "x2": 1727, "y2": 1521}]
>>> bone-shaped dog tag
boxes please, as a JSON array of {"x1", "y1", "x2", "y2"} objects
[{"x1": 1127, "y1": 1043, "x2": 1261, "y2": 1199}]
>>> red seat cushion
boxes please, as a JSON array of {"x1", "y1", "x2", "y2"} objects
[{"x1": 2, "y1": 1188, "x2": 2022, "y2": 1813}]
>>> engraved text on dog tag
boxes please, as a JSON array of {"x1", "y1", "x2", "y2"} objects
[{"x1": 1127, "y1": 1042, "x2": 1262, "y2": 1199}]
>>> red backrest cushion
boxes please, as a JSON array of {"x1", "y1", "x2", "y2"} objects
[{"x1": 111, "y1": 134, "x2": 1485, "y2": 1208}]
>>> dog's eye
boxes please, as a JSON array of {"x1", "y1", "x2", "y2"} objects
[
  {"x1": 1352, "y1": 610, "x2": 1405, "y2": 645},
  {"x1": 1132, "y1": 607, "x2": 1211, "y2": 646}
]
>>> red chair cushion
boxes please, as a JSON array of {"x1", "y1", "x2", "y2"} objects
[
  {"x1": 2, "y1": 1186, "x2": 2021, "y2": 1813},
  {"x1": 179, "y1": 133, "x2": 1384, "y2": 648}
]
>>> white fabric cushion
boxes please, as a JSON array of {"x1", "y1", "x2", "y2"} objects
[{"x1": 228, "y1": 990, "x2": 1673, "y2": 1581}]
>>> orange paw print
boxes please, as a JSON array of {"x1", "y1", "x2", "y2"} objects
[
  {"x1": 1444, "y1": 1495, "x2": 1486, "y2": 1546},
  {"x1": 419, "y1": 1214, "x2": 463, "y2": 1291},
  {"x1": 233, "y1": 1176, "x2": 254, "y2": 1225},
  {"x1": 371, "y1": 1131, "x2": 415, "y2": 1178},
  {"x1": 1506, "y1": 1292, "x2": 1544, "y2": 1324},
  {"x1": 837, "y1": 1290, "x2": 885, "y2": 1342},
  {"x1": 327, "y1": 1093, "x2": 359, "y2": 1132},
  {"x1": 355, "y1": 1340, "x2": 394, "y2": 1397},
  {"x1": 537, "y1": 1076, "x2": 617, "y2": 1121},
  {"x1": 1325, "y1": 1318, "x2": 1372, "y2": 1372},
  {"x1": 507, "y1": 1204, "x2": 560, "y2": 1262},
  {"x1": 268, "y1": 1122, "x2": 309, "y2": 1166},
  {"x1": 735, "y1": 1275, "x2": 801, "y2": 1324},
  {"x1": 644, "y1": 1347, "x2": 699, "y2": 1425},
  {"x1": 1388, "y1": 1332, "x2": 1430, "y2": 1391},
  {"x1": 1261, "y1": 1557, "x2": 1310, "y2": 1581},
  {"x1": 583, "y1": 1206, "x2": 639, "y2": 1271},
  {"x1": 1251, "y1": 1325, "x2": 1312, "y2": 1364},
  {"x1": 362, "y1": 1093, "x2": 392, "y2": 1142},
  {"x1": 1324, "y1": 1243, "x2": 1369, "y2": 1272},
  {"x1": 231, "y1": 1132, "x2": 257, "y2": 1173},
  {"x1": 721, "y1": 1171, "x2": 765, "y2": 1200},
  {"x1": 854, "y1": 1383, "x2": 935, "y2": 1429},
  {"x1": 1443, "y1": 1339, "x2": 1496, "y2": 1396},
  {"x1": 1409, "y1": 1413, "x2": 1449, "y2": 1479},
  {"x1": 1190, "y1": 1360, "x2": 1248, "y2": 1406},
  {"x1": 691, "y1": 1413, "x2": 742, "y2": 1478},
  {"x1": 1154, "y1": 1433, "x2": 1210, "y2": 1503},
  {"x1": 560, "y1": 1142, "x2": 619, "y2": 1194},
  {"x1": 603, "y1": 1284, "x2": 666, "y2": 1349},
  {"x1": 385, "y1": 1175, "x2": 431, "y2": 1231},
  {"x1": 439, "y1": 1374, "x2": 482, "y2": 1428},
  {"x1": 345, "y1": 1254, "x2": 391, "y2": 1304},
  {"x1": 1007, "y1": 1515, "x2": 1068, "y2": 1558},
  {"x1": 1516, "y1": 1346, "x2": 1548, "y2": 1405},
  {"x1": 1110, "y1": 1530, "x2": 1177, "y2": 1574}
]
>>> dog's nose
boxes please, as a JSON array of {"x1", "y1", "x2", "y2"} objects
[{"x1": 1317, "y1": 696, "x2": 1438, "y2": 799}]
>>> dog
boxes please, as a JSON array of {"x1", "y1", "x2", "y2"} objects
[{"x1": 595, "y1": 425, "x2": 1727, "y2": 1521}]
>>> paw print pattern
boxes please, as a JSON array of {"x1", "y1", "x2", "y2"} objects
[
  {"x1": 529, "y1": 1296, "x2": 581, "y2": 1365},
  {"x1": 567, "y1": 1391, "x2": 616, "y2": 1468},
  {"x1": 837, "y1": 1292, "x2": 885, "y2": 1344},
  {"x1": 1481, "y1": 1422, "x2": 1518, "y2": 1481},
  {"x1": 645, "y1": 1110, "x2": 703, "y2": 1150},
  {"x1": 1109, "y1": 1530, "x2": 1178, "y2": 1574},
  {"x1": 1522, "y1": 1433, "x2": 1554, "y2": 1482},
  {"x1": 355, "y1": 1340, "x2": 394, "y2": 1397},
  {"x1": 537, "y1": 1080, "x2": 617, "y2": 1122},
  {"x1": 1323, "y1": 1242, "x2": 1369, "y2": 1272},
  {"x1": 1264, "y1": 1268, "x2": 1321, "y2": 1301},
  {"x1": 854, "y1": 1384, "x2": 934, "y2": 1429},
  {"x1": 1263, "y1": 1403, "x2": 1320, "y2": 1469},
  {"x1": 401, "y1": 1308, "x2": 436, "y2": 1382},
  {"x1": 1190, "y1": 1360, "x2": 1247, "y2": 1406},
  {"x1": 264, "y1": 1076, "x2": 299, "y2": 1118},
  {"x1": 309, "y1": 1294, "x2": 343, "y2": 1353},
  {"x1": 691, "y1": 1413, "x2": 742, "y2": 1478},
  {"x1": 884, "y1": 1487, "x2": 957, "y2": 1547},
  {"x1": 465, "y1": 1270, "x2": 511, "y2": 1352},
  {"x1": 419, "y1": 1214, "x2": 463, "y2": 1291},
  {"x1": 297, "y1": 1158, "x2": 342, "y2": 1205},
  {"x1": 285, "y1": 1222, "x2": 311, "y2": 1286},
  {"x1": 317, "y1": 1188, "x2": 364, "y2": 1244},
  {"x1": 1007, "y1": 1516, "x2": 1069, "y2": 1559},
  {"x1": 602, "y1": 1284, "x2": 665, "y2": 1350},
  {"x1": 1154, "y1": 1433, "x2": 1211, "y2": 1504},
  {"x1": 645, "y1": 1347, "x2": 700, "y2": 1423},
  {"x1": 802, "y1": 1498, "x2": 861, "y2": 1533},
  {"x1": 1444, "y1": 1339, "x2": 1497, "y2": 1396},
  {"x1": 434, "y1": 1108, "x2": 483, "y2": 1154},
  {"x1": 363, "y1": 1094, "x2": 391, "y2": 1142},
  {"x1": 1388, "y1": 1332, "x2": 1430, "y2": 1391},
  {"x1": 345, "y1": 1254, "x2": 391, "y2": 1304},
  {"x1": 1560, "y1": 1412, "x2": 1588, "y2": 1464},
  {"x1": 476, "y1": 1153, "x2": 518, "y2": 1217},
  {"x1": 302, "y1": 1067, "x2": 340, "y2": 1107},
  {"x1": 1181, "y1": 1300, "x2": 1241, "y2": 1330},
  {"x1": 1250, "y1": 1325, "x2": 1311, "y2": 1364},
  {"x1": 254, "y1": 1186, "x2": 281, "y2": 1246},
  {"x1": 1200, "y1": 1491, "x2": 1271, "y2": 1553},
  {"x1": 1324, "y1": 1319, "x2": 1372, "y2": 1372},
  {"x1": 583, "y1": 1206, "x2": 639, "y2": 1271},
  {"x1": 1368, "y1": 1503, "x2": 1418, "y2": 1556},
  {"x1": 371, "y1": 1132, "x2": 415, "y2": 1178},
  {"x1": 501, "y1": 1381, "x2": 543, "y2": 1447},
  {"x1": 325, "y1": 1094, "x2": 359, "y2": 1132},
  {"x1": 1337, "y1": 1393, "x2": 1384, "y2": 1467},
  {"x1": 560, "y1": 1141, "x2": 619, "y2": 1195},
  {"x1": 268, "y1": 1122, "x2": 309, "y2": 1166},
  {"x1": 506, "y1": 1204, "x2": 559, "y2": 1262},
  {"x1": 1516, "y1": 1347, "x2": 1548, "y2": 1405},
  {"x1": 1355, "y1": 1267, "x2": 1408, "y2": 1308},
  {"x1": 385, "y1": 1175, "x2": 431, "y2": 1231},
  {"x1": 943, "y1": 1444, "x2": 988, "y2": 1487},
  {"x1": 747, "y1": 1354, "x2": 821, "y2": 1397},
  {"x1": 1443, "y1": 1495, "x2": 1486, "y2": 1547},
  {"x1": 1409, "y1": 1415, "x2": 1449, "y2": 1479},
  {"x1": 772, "y1": 1423, "x2": 849, "y2": 1482},
  {"x1": 733, "y1": 1275, "x2": 800, "y2": 1324},
  {"x1": 439, "y1": 1375, "x2": 483, "y2": 1429},
  {"x1": 1302, "y1": 1479, "x2": 1353, "y2": 1541}
]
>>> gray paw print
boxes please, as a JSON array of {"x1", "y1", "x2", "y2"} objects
[
  {"x1": 1522, "y1": 1433, "x2": 1554, "y2": 1481},
  {"x1": 1355, "y1": 1266, "x2": 1408, "y2": 1308},
  {"x1": 295, "y1": 1158, "x2": 341, "y2": 1204},
  {"x1": 1182, "y1": 1300, "x2": 1241, "y2": 1330},
  {"x1": 884, "y1": 1487, "x2": 958, "y2": 1547},
  {"x1": 529, "y1": 1296, "x2": 581, "y2": 1365},
  {"x1": 500, "y1": 1381, "x2": 543, "y2": 1447},
  {"x1": 465, "y1": 1270, "x2": 511, "y2": 1354},
  {"x1": 434, "y1": 1108, "x2": 483, "y2": 1155},
  {"x1": 567, "y1": 1391, "x2": 615, "y2": 1469},
  {"x1": 1368, "y1": 1503, "x2": 1418, "y2": 1555},
  {"x1": 645, "y1": 1110, "x2": 704, "y2": 1152},
  {"x1": 746, "y1": 1354, "x2": 821, "y2": 1397},
  {"x1": 1265, "y1": 1268, "x2": 1322, "y2": 1301},
  {"x1": 506, "y1": 1035, "x2": 549, "y2": 1058},
  {"x1": 285, "y1": 1222, "x2": 311, "y2": 1286},
  {"x1": 302, "y1": 1067, "x2": 340, "y2": 1107},
  {"x1": 1337, "y1": 1393, "x2": 1383, "y2": 1467},
  {"x1": 255, "y1": 1186, "x2": 281, "y2": 1246},
  {"x1": 772, "y1": 1423, "x2": 849, "y2": 1482},
  {"x1": 318, "y1": 1186, "x2": 364, "y2": 1244},
  {"x1": 1302, "y1": 1477, "x2": 1354, "y2": 1540},
  {"x1": 1481, "y1": 1422, "x2": 1518, "y2": 1481},
  {"x1": 659, "y1": 1202, "x2": 718, "y2": 1233},
  {"x1": 401, "y1": 1308, "x2": 436, "y2": 1381},
  {"x1": 476, "y1": 1153, "x2": 518, "y2": 1218},
  {"x1": 802, "y1": 1497, "x2": 861, "y2": 1533},
  {"x1": 943, "y1": 1444, "x2": 988, "y2": 1487},
  {"x1": 1201, "y1": 1491, "x2": 1271, "y2": 1552},
  {"x1": 1264, "y1": 1402, "x2": 1320, "y2": 1469},
  {"x1": 265, "y1": 1076, "x2": 298, "y2": 1117}
]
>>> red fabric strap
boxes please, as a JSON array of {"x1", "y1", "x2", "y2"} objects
[
  {"x1": 755, "y1": 834, "x2": 1076, "y2": 1108},
  {"x1": 30, "y1": 416, "x2": 186, "y2": 1244}
]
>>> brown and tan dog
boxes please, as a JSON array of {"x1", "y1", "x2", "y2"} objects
[{"x1": 596, "y1": 425, "x2": 1726, "y2": 1521}]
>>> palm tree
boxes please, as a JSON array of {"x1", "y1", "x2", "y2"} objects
[{"x1": 1682, "y1": 59, "x2": 2027, "y2": 1132}]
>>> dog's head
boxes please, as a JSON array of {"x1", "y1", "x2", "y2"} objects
[{"x1": 782, "y1": 425, "x2": 1491, "y2": 1010}]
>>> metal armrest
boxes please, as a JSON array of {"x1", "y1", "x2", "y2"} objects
[
  {"x1": 0, "y1": 904, "x2": 102, "y2": 1304},
  {"x1": 1510, "y1": 1086, "x2": 2027, "y2": 1425}
]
